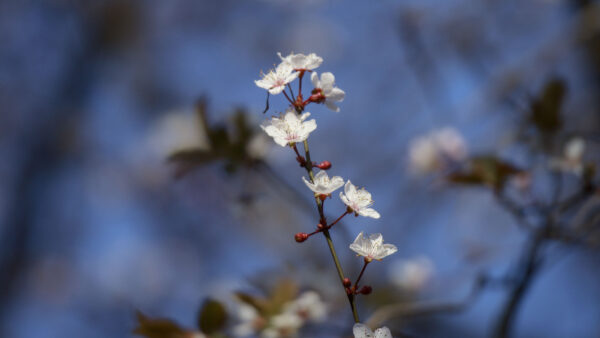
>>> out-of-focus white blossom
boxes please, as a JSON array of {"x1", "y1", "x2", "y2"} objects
[
  {"x1": 266, "y1": 311, "x2": 303, "y2": 337},
  {"x1": 353, "y1": 323, "x2": 393, "y2": 338},
  {"x1": 311, "y1": 72, "x2": 345, "y2": 112},
  {"x1": 350, "y1": 232, "x2": 397, "y2": 261},
  {"x1": 247, "y1": 133, "x2": 272, "y2": 160},
  {"x1": 550, "y1": 137, "x2": 586, "y2": 175},
  {"x1": 389, "y1": 256, "x2": 434, "y2": 292},
  {"x1": 278, "y1": 52, "x2": 323, "y2": 70},
  {"x1": 233, "y1": 304, "x2": 264, "y2": 337},
  {"x1": 284, "y1": 291, "x2": 327, "y2": 322},
  {"x1": 339, "y1": 181, "x2": 380, "y2": 219},
  {"x1": 261, "y1": 110, "x2": 317, "y2": 147},
  {"x1": 147, "y1": 109, "x2": 211, "y2": 158},
  {"x1": 233, "y1": 291, "x2": 327, "y2": 337},
  {"x1": 255, "y1": 62, "x2": 299, "y2": 95},
  {"x1": 408, "y1": 127, "x2": 468, "y2": 174},
  {"x1": 302, "y1": 171, "x2": 344, "y2": 196}
]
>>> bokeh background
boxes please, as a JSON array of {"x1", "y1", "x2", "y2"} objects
[{"x1": 1, "y1": 0, "x2": 599, "y2": 337}]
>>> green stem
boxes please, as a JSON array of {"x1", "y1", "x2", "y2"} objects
[{"x1": 302, "y1": 139, "x2": 360, "y2": 323}]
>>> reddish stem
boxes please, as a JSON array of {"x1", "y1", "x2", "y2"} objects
[{"x1": 353, "y1": 260, "x2": 370, "y2": 293}]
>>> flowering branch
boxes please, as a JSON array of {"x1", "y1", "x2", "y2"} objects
[{"x1": 255, "y1": 52, "x2": 397, "y2": 333}]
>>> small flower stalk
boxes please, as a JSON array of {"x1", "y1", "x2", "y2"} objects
[{"x1": 255, "y1": 52, "x2": 398, "y2": 335}]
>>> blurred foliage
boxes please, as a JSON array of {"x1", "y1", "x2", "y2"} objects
[
  {"x1": 529, "y1": 78, "x2": 566, "y2": 135},
  {"x1": 235, "y1": 279, "x2": 298, "y2": 318},
  {"x1": 134, "y1": 311, "x2": 189, "y2": 338},
  {"x1": 198, "y1": 299, "x2": 228, "y2": 335},
  {"x1": 135, "y1": 299, "x2": 229, "y2": 338},
  {"x1": 168, "y1": 98, "x2": 262, "y2": 177},
  {"x1": 447, "y1": 156, "x2": 523, "y2": 192}
]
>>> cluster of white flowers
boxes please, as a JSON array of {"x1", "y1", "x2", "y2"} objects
[
  {"x1": 233, "y1": 291, "x2": 327, "y2": 338},
  {"x1": 408, "y1": 127, "x2": 468, "y2": 174},
  {"x1": 256, "y1": 52, "x2": 397, "y2": 337}
]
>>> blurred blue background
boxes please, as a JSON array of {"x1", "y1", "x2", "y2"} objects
[{"x1": 1, "y1": 0, "x2": 599, "y2": 337}]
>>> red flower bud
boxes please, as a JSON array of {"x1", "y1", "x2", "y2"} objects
[
  {"x1": 294, "y1": 233, "x2": 309, "y2": 243},
  {"x1": 316, "y1": 161, "x2": 332, "y2": 170},
  {"x1": 359, "y1": 285, "x2": 372, "y2": 295},
  {"x1": 343, "y1": 278, "x2": 352, "y2": 288}
]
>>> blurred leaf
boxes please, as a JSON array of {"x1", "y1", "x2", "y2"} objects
[
  {"x1": 197, "y1": 299, "x2": 227, "y2": 334},
  {"x1": 234, "y1": 292, "x2": 268, "y2": 315},
  {"x1": 133, "y1": 311, "x2": 187, "y2": 338},
  {"x1": 447, "y1": 156, "x2": 522, "y2": 192},
  {"x1": 530, "y1": 78, "x2": 565, "y2": 133},
  {"x1": 264, "y1": 279, "x2": 298, "y2": 316},
  {"x1": 168, "y1": 149, "x2": 217, "y2": 164},
  {"x1": 168, "y1": 98, "x2": 262, "y2": 178}
]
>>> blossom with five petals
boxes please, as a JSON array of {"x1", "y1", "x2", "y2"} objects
[
  {"x1": 302, "y1": 171, "x2": 344, "y2": 196},
  {"x1": 310, "y1": 72, "x2": 346, "y2": 112},
  {"x1": 261, "y1": 109, "x2": 317, "y2": 147},
  {"x1": 353, "y1": 323, "x2": 393, "y2": 338},
  {"x1": 350, "y1": 232, "x2": 397, "y2": 262},
  {"x1": 255, "y1": 62, "x2": 299, "y2": 95},
  {"x1": 339, "y1": 181, "x2": 380, "y2": 219},
  {"x1": 278, "y1": 52, "x2": 323, "y2": 71}
]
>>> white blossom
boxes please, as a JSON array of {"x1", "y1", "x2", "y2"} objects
[
  {"x1": 302, "y1": 171, "x2": 344, "y2": 196},
  {"x1": 284, "y1": 291, "x2": 327, "y2": 322},
  {"x1": 267, "y1": 311, "x2": 303, "y2": 337},
  {"x1": 350, "y1": 232, "x2": 397, "y2": 261},
  {"x1": 408, "y1": 135, "x2": 440, "y2": 174},
  {"x1": 278, "y1": 52, "x2": 323, "y2": 70},
  {"x1": 550, "y1": 137, "x2": 586, "y2": 175},
  {"x1": 233, "y1": 304, "x2": 263, "y2": 337},
  {"x1": 339, "y1": 181, "x2": 380, "y2": 219},
  {"x1": 261, "y1": 110, "x2": 317, "y2": 147},
  {"x1": 353, "y1": 323, "x2": 393, "y2": 338},
  {"x1": 255, "y1": 62, "x2": 299, "y2": 95},
  {"x1": 408, "y1": 127, "x2": 468, "y2": 174},
  {"x1": 389, "y1": 256, "x2": 434, "y2": 292},
  {"x1": 311, "y1": 72, "x2": 345, "y2": 112}
]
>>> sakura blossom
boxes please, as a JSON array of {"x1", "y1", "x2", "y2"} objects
[
  {"x1": 339, "y1": 181, "x2": 380, "y2": 219},
  {"x1": 284, "y1": 291, "x2": 327, "y2": 322},
  {"x1": 255, "y1": 62, "x2": 299, "y2": 95},
  {"x1": 389, "y1": 256, "x2": 434, "y2": 292},
  {"x1": 278, "y1": 52, "x2": 323, "y2": 70},
  {"x1": 550, "y1": 137, "x2": 586, "y2": 175},
  {"x1": 408, "y1": 127, "x2": 468, "y2": 174},
  {"x1": 350, "y1": 232, "x2": 397, "y2": 262},
  {"x1": 261, "y1": 109, "x2": 317, "y2": 147},
  {"x1": 353, "y1": 323, "x2": 393, "y2": 338},
  {"x1": 302, "y1": 170, "x2": 344, "y2": 196},
  {"x1": 310, "y1": 72, "x2": 346, "y2": 112}
]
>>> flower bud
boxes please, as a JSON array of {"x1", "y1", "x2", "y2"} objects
[
  {"x1": 317, "y1": 223, "x2": 325, "y2": 229},
  {"x1": 359, "y1": 285, "x2": 372, "y2": 295},
  {"x1": 294, "y1": 233, "x2": 309, "y2": 243},
  {"x1": 316, "y1": 161, "x2": 332, "y2": 170},
  {"x1": 343, "y1": 278, "x2": 352, "y2": 288}
]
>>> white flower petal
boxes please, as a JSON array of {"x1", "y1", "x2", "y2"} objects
[
  {"x1": 320, "y1": 72, "x2": 335, "y2": 91},
  {"x1": 311, "y1": 72, "x2": 320, "y2": 88},
  {"x1": 324, "y1": 100, "x2": 340, "y2": 112},
  {"x1": 327, "y1": 87, "x2": 345, "y2": 102},
  {"x1": 353, "y1": 323, "x2": 374, "y2": 338},
  {"x1": 374, "y1": 327, "x2": 392, "y2": 338}
]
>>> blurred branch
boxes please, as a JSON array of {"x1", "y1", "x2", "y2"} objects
[{"x1": 365, "y1": 274, "x2": 488, "y2": 329}]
